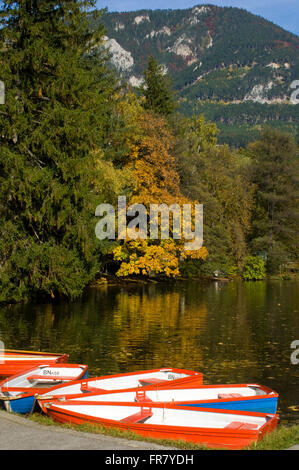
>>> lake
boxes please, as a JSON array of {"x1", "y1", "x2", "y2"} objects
[{"x1": 0, "y1": 279, "x2": 298, "y2": 424}]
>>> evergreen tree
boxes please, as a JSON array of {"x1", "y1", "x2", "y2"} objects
[
  {"x1": 248, "y1": 128, "x2": 299, "y2": 273},
  {"x1": 0, "y1": 0, "x2": 117, "y2": 302},
  {"x1": 173, "y1": 115, "x2": 254, "y2": 276},
  {"x1": 143, "y1": 55, "x2": 176, "y2": 116}
]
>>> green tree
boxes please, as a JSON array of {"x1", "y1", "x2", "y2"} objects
[
  {"x1": 173, "y1": 115, "x2": 254, "y2": 276},
  {"x1": 248, "y1": 128, "x2": 299, "y2": 273},
  {"x1": 172, "y1": 114, "x2": 219, "y2": 198},
  {"x1": 0, "y1": 0, "x2": 117, "y2": 302},
  {"x1": 143, "y1": 55, "x2": 176, "y2": 116}
]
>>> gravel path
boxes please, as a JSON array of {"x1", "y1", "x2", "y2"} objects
[{"x1": 0, "y1": 409, "x2": 175, "y2": 450}]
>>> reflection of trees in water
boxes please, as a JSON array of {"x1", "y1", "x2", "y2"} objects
[
  {"x1": 0, "y1": 281, "x2": 298, "y2": 418},
  {"x1": 0, "y1": 284, "x2": 208, "y2": 374},
  {"x1": 109, "y1": 286, "x2": 207, "y2": 371}
]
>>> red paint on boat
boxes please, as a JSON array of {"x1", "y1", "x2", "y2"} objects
[
  {"x1": 45, "y1": 401, "x2": 279, "y2": 450},
  {"x1": 0, "y1": 349, "x2": 69, "y2": 379},
  {"x1": 37, "y1": 367, "x2": 203, "y2": 412}
]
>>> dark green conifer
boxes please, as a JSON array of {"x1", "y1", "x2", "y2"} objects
[
  {"x1": 248, "y1": 128, "x2": 299, "y2": 273},
  {"x1": 0, "y1": 1, "x2": 116, "y2": 302},
  {"x1": 143, "y1": 55, "x2": 176, "y2": 116}
]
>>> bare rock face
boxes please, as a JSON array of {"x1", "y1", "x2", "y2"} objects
[{"x1": 103, "y1": 37, "x2": 134, "y2": 73}]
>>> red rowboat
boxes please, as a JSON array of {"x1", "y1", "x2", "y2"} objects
[
  {"x1": 44, "y1": 400, "x2": 279, "y2": 450},
  {"x1": 37, "y1": 367, "x2": 203, "y2": 410},
  {"x1": 46, "y1": 382, "x2": 278, "y2": 414},
  {"x1": 0, "y1": 364, "x2": 88, "y2": 414},
  {"x1": 0, "y1": 349, "x2": 69, "y2": 379}
]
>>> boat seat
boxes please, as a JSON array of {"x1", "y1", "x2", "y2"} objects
[
  {"x1": 225, "y1": 421, "x2": 259, "y2": 430},
  {"x1": 138, "y1": 378, "x2": 169, "y2": 386},
  {"x1": 135, "y1": 390, "x2": 152, "y2": 402},
  {"x1": 218, "y1": 393, "x2": 243, "y2": 399},
  {"x1": 26, "y1": 375, "x2": 73, "y2": 382},
  {"x1": 80, "y1": 382, "x2": 105, "y2": 393},
  {"x1": 120, "y1": 408, "x2": 153, "y2": 424}
]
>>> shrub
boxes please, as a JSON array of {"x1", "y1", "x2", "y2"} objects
[{"x1": 242, "y1": 256, "x2": 266, "y2": 281}]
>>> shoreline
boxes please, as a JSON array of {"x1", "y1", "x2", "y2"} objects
[
  {"x1": 89, "y1": 273, "x2": 298, "y2": 288},
  {"x1": 1, "y1": 273, "x2": 298, "y2": 306},
  {"x1": 0, "y1": 409, "x2": 298, "y2": 451}
]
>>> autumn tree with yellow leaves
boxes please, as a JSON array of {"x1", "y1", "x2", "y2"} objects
[{"x1": 109, "y1": 96, "x2": 208, "y2": 278}]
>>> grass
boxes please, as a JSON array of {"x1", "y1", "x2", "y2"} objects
[
  {"x1": 28, "y1": 413, "x2": 299, "y2": 451},
  {"x1": 245, "y1": 424, "x2": 299, "y2": 450}
]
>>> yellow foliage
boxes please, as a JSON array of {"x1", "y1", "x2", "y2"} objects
[
  {"x1": 180, "y1": 246, "x2": 208, "y2": 260},
  {"x1": 106, "y1": 95, "x2": 209, "y2": 278},
  {"x1": 114, "y1": 239, "x2": 180, "y2": 278}
]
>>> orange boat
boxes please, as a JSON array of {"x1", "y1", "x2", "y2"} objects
[
  {"x1": 37, "y1": 367, "x2": 203, "y2": 410},
  {"x1": 0, "y1": 363, "x2": 88, "y2": 414},
  {"x1": 44, "y1": 400, "x2": 278, "y2": 450},
  {"x1": 0, "y1": 349, "x2": 69, "y2": 379}
]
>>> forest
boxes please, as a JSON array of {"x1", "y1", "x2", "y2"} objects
[
  {"x1": 99, "y1": 5, "x2": 299, "y2": 147},
  {"x1": 0, "y1": 1, "x2": 298, "y2": 304}
]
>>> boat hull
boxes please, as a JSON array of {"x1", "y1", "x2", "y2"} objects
[
  {"x1": 3, "y1": 393, "x2": 36, "y2": 414},
  {"x1": 0, "y1": 349, "x2": 69, "y2": 379},
  {"x1": 182, "y1": 396, "x2": 278, "y2": 414},
  {"x1": 41, "y1": 382, "x2": 278, "y2": 415},
  {"x1": 0, "y1": 365, "x2": 89, "y2": 414},
  {"x1": 45, "y1": 401, "x2": 279, "y2": 450}
]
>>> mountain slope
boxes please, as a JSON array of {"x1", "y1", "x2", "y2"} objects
[{"x1": 98, "y1": 5, "x2": 299, "y2": 146}]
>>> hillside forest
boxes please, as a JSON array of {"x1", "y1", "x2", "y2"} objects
[{"x1": 0, "y1": 1, "x2": 298, "y2": 303}]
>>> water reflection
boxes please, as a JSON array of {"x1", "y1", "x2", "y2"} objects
[{"x1": 0, "y1": 280, "x2": 298, "y2": 424}]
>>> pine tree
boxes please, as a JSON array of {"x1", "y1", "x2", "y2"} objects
[
  {"x1": 143, "y1": 55, "x2": 176, "y2": 116},
  {"x1": 0, "y1": 1, "x2": 117, "y2": 302},
  {"x1": 248, "y1": 128, "x2": 299, "y2": 273}
]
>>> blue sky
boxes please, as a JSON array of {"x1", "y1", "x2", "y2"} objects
[{"x1": 96, "y1": 0, "x2": 299, "y2": 36}]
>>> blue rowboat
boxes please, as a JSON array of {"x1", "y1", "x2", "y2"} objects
[
  {"x1": 0, "y1": 363, "x2": 89, "y2": 414},
  {"x1": 181, "y1": 396, "x2": 278, "y2": 413},
  {"x1": 41, "y1": 382, "x2": 278, "y2": 414}
]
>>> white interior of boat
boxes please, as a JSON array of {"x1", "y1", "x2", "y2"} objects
[
  {"x1": 68, "y1": 385, "x2": 267, "y2": 404},
  {"x1": 49, "y1": 403, "x2": 268, "y2": 430},
  {"x1": 38, "y1": 369, "x2": 191, "y2": 399},
  {"x1": 0, "y1": 365, "x2": 85, "y2": 395}
]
